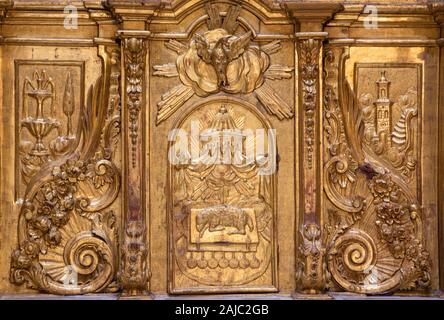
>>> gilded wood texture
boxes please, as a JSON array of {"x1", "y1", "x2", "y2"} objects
[
  {"x1": 0, "y1": 0, "x2": 442, "y2": 297},
  {"x1": 322, "y1": 47, "x2": 431, "y2": 294}
]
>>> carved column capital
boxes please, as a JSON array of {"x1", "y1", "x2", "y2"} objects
[{"x1": 284, "y1": 1, "x2": 342, "y2": 32}]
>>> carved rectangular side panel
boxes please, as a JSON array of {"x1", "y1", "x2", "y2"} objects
[
  {"x1": 323, "y1": 46, "x2": 436, "y2": 294},
  {"x1": 5, "y1": 46, "x2": 123, "y2": 295},
  {"x1": 14, "y1": 61, "x2": 85, "y2": 200}
]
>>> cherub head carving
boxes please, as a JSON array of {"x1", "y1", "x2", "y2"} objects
[{"x1": 193, "y1": 30, "x2": 252, "y2": 88}]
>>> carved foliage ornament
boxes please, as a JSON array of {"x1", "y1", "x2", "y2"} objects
[
  {"x1": 298, "y1": 38, "x2": 321, "y2": 170},
  {"x1": 124, "y1": 37, "x2": 146, "y2": 168},
  {"x1": 119, "y1": 37, "x2": 150, "y2": 295},
  {"x1": 153, "y1": 4, "x2": 294, "y2": 124},
  {"x1": 296, "y1": 223, "x2": 331, "y2": 293},
  {"x1": 10, "y1": 47, "x2": 122, "y2": 295},
  {"x1": 322, "y1": 47, "x2": 431, "y2": 294}
]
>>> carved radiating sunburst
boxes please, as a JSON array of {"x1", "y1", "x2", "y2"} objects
[{"x1": 153, "y1": 3, "x2": 294, "y2": 125}]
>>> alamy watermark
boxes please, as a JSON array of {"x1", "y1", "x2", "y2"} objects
[
  {"x1": 64, "y1": 5, "x2": 78, "y2": 30},
  {"x1": 363, "y1": 5, "x2": 378, "y2": 29},
  {"x1": 168, "y1": 120, "x2": 277, "y2": 176}
]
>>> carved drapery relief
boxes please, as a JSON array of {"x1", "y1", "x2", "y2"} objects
[
  {"x1": 10, "y1": 47, "x2": 122, "y2": 294},
  {"x1": 153, "y1": 3, "x2": 294, "y2": 125},
  {"x1": 323, "y1": 47, "x2": 431, "y2": 294},
  {"x1": 168, "y1": 99, "x2": 277, "y2": 293}
]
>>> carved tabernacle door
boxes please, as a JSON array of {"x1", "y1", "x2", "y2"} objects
[
  {"x1": 168, "y1": 100, "x2": 277, "y2": 293},
  {"x1": 0, "y1": 0, "x2": 443, "y2": 298}
]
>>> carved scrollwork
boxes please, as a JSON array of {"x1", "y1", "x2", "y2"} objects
[
  {"x1": 323, "y1": 47, "x2": 431, "y2": 294},
  {"x1": 10, "y1": 47, "x2": 121, "y2": 295}
]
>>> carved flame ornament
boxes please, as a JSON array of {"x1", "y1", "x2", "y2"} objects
[{"x1": 153, "y1": 3, "x2": 294, "y2": 124}]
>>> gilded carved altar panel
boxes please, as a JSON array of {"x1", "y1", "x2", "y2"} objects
[
  {"x1": 148, "y1": 2, "x2": 296, "y2": 294},
  {"x1": 0, "y1": 0, "x2": 442, "y2": 298},
  {"x1": 168, "y1": 99, "x2": 277, "y2": 293}
]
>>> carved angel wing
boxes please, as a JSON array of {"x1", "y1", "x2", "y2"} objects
[
  {"x1": 193, "y1": 33, "x2": 211, "y2": 64},
  {"x1": 226, "y1": 31, "x2": 252, "y2": 61}
]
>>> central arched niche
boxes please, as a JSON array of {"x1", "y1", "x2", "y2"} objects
[{"x1": 167, "y1": 98, "x2": 278, "y2": 293}]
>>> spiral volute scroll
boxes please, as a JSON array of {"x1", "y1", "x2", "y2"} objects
[
  {"x1": 64, "y1": 232, "x2": 113, "y2": 276},
  {"x1": 328, "y1": 229, "x2": 401, "y2": 294}
]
